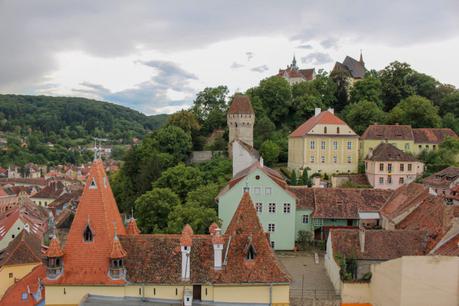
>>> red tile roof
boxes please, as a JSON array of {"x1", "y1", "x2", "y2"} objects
[
  {"x1": 331, "y1": 229, "x2": 428, "y2": 260},
  {"x1": 366, "y1": 143, "x2": 418, "y2": 162},
  {"x1": 228, "y1": 95, "x2": 254, "y2": 114},
  {"x1": 180, "y1": 224, "x2": 193, "y2": 247},
  {"x1": 30, "y1": 182, "x2": 65, "y2": 199},
  {"x1": 422, "y1": 166, "x2": 459, "y2": 189},
  {"x1": 380, "y1": 183, "x2": 429, "y2": 221},
  {"x1": 290, "y1": 110, "x2": 352, "y2": 137},
  {"x1": 0, "y1": 208, "x2": 20, "y2": 241},
  {"x1": 430, "y1": 233, "x2": 459, "y2": 256},
  {"x1": 126, "y1": 218, "x2": 140, "y2": 235},
  {"x1": 45, "y1": 236, "x2": 64, "y2": 258},
  {"x1": 119, "y1": 193, "x2": 290, "y2": 284},
  {"x1": 360, "y1": 124, "x2": 414, "y2": 140},
  {"x1": 287, "y1": 187, "x2": 315, "y2": 210},
  {"x1": 44, "y1": 159, "x2": 126, "y2": 285},
  {"x1": 110, "y1": 236, "x2": 127, "y2": 259},
  {"x1": 278, "y1": 68, "x2": 315, "y2": 81},
  {"x1": 0, "y1": 230, "x2": 43, "y2": 266},
  {"x1": 0, "y1": 264, "x2": 45, "y2": 306},
  {"x1": 209, "y1": 222, "x2": 219, "y2": 235},
  {"x1": 0, "y1": 186, "x2": 8, "y2": 197},
  {"x1": 412, "y1": 128, "x2": 458, "y2": 144}
]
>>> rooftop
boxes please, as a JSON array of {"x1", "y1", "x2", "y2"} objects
[
  {"x1": 290, "y1": 110, "x2": 353, "y2": 137},
  {"x1": 366, "y1": 142, "x2": 418, "y2": 162},
  {"x1": 423, "y1": 166, "x2": 459, "y2": 188},
  {"x1": 360, "y1": 124, "x2": 413, "y2": 140},
  {"x1": 228, "y1": 95, "x2": 254, "y2": 115},
  {"x1": 412, "y1": 128, "x2": 458, "y2": 144},
  {"x1": 0, "y1": 264, "x2": 45, "y2": 306}
]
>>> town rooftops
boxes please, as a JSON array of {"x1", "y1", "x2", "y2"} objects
[
  {"x1": 228, "y1": 95, "x2": 254, "y2": 115},
  {"x1": 119, "y1": 192, "x2": 290, "y2": 284},
  {"x1": 423, "y1": 166, "x2": 459, "y2": 188},
  {"x1": 30, "y1": 181, "x2": 65, "y2": 199},
  {"x1": 0, "y1": 230, "x2": 43, "y2": 266},
  {"x1": 0, "y1": 264, "x2": 46, "y2": 306},
  {"x1": 278, "y1": 67, "x2": 315, "y2": 81},
  {"x1": 380, "y1": 183, "x2": 429, "y2": 222},
  {"x1": 360, "y1": 124, "x2": 414, "y2": 140},
  {"x1": 330, "y1": 229, "x2": 428, "y2": 260},
  {"x1": 290, "y1": 110, "x2": 354, "y2": 137},
  {"x1": 366, "y1": 142, "x2": 418, "y2": 162},
  {"x1": 412, "y1": 128, "x2": 458, "y2": 144}
]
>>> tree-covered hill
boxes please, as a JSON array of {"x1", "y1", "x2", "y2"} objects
[{"x1": 0, "y1": 94, "x2": 168, "y2": 165}]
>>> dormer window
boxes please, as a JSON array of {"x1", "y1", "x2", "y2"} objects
[
  {"x1": 109, "y1": 258, "x2": 125, "y2": 279},
  {"x1": 89, "y1": 178, "x2": 97, "y2": 189},
  {"x1": 83, "y1": 225, "x2": 93, "y2": 242},
  {"x1": 246, "y1": 245, "x2": 256, "y2": 260}
]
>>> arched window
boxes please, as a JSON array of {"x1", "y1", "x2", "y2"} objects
[
  {"x1": 83, "y1": 225, "x2": 93, "y2": 242},
  {"x1": 246, "y1": 245, "x2": 256, "y2": 260}
]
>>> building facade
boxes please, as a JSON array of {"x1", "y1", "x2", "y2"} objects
[
  {"x1": 288, "y1": 108, "x2": 359, "y2": 175},
  {"x1": 365, "y1": 143, "x2": 424, "y2": 190},
  {"x1": 277, "y1": 56, "x2": 315, "y2": 85}
]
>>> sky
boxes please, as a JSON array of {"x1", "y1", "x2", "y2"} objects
[{"x1": 1, "y1": 1, "x2": 458, "y2": 115}]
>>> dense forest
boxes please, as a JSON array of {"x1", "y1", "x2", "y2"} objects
[
  {"x1": 0, "y1": 94, "x2": 167, "y2": 165},
  {"x1": 111, "y1": 60, "x2": 459, "y2": 235}
]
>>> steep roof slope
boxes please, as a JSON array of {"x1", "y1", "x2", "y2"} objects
[
  {"x1": 290, "y1": 110, "x2": 354, "y2": 137},
  {"x1": 0, "y1": 230, "x2": 42, "y2": 266},
  {"x1": 366, "y1": 142, "x2": 418, "y2": 162},
  {"x1": 228, "y1": 95, "x2": 254, "y2": 114},
  {"x1": 413, "y1": 128, "x2": 458, "y2": 143},
  {"x1": 380, "y1": 183, "x2": 429, "y2": 221}
]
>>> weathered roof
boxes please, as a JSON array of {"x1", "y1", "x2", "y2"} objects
[
  {"x1": 0, "y1": 264, "x2": 45, "y2": 306},
  {"x1": 287, "y1": 187, "x2": 315, "y2": 210},
  {"x1": 0, "y1": 230, "x2": 43, "y2": 266},
  {"x1": 48, "y1": 190, "x2": 81, "y2": 208},
  {"x1": 119, "y1": 193, "x2": 290, "y2": 284},
  {"x1": 360, "y1": 124, "x2": 414, "y2": 140},
  {"x1": 45, "y1": 159, "x2": 126, "y2": 285},
  {"x1": 342, "y1": 56, "x2": 366, "y2": 79},
  {"x1": 290, "y1": 110, "x2": 353, "y2": 137},
  {"x1": 228, "y1": 95, "x2": 254, "y2": 115},
  {"x1": 331, "y1": 229, "x2": 428, "y2": 260},
  {"x1": 413, "y1": 128, "x2": 458, "y2": 144},
  {"x1": 423, "y1": 166, "x2": 459, "y2": 188},
  {"x1": 278, "y1": 68, "x2": 315, "y2": 81},
  {"x1": 380, "y1": 183, "x2": 429, "y2": 221},
  {"x1": 30, "y1": 181, "x2": 65, "y2": 199},
  {"x1": 366, "y1": 143, "x2": 418, "y2": 162},
  {"x1": 0, "y1": 208, "x2": 20, "y2": 241}
]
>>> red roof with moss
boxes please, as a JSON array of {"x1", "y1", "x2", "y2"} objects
[
  {"x1": 44, "y1": 159, "x2": 126, "y2": 285},
  {"x1": 290, "y1": 110, "x2": 354, "y2": 137}
]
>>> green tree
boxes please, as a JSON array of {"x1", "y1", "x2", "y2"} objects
[
  {"x1": 289, "y1": 170, "x2": 298, "y2": 186},
  {"x1": 380, "y1": 61, "x2": 415, "y2": 111},
  {"x1": 405, "y1": 72, "x2": 439, "y2": 101},
  {"x1": 443, "y1": 113, "x2": 459, "y2": 134},
  {"x1": 135, "y1": 187, "x2": 181, "y2": 233},
  {"x1": 191, "y1": 86, "x2": 229, "y2": 133},
  {"x1": 150, "y1": 125, "x2": 192, "y2": 162},
  {"x1": 388, "y1": 95, "x2": 441, "y2": 128},
  {"x1": 166, "y1": 202, "x2": 219, "y2": 234},
  {"x1": 342, "y1": 100, "x2": 387, "y2": 135},
  {"x1": 185, "y1": 183, "x2": 219, "y2": 209},
  {"x1": 349, "y1": 75, "x2": 383, "y2": 107},
  {"x1": 253, "y1": 115, "x2": 276, "y2": 148},
  {"x1": 167, "y1": 110, "x2": 201, "y2": 134},
  {"x1": 153, "y1": 163, "x2": 204, "y2": 200},
  {"x1": 299, "y1": 167, "x2": 312, "y2": 187},
  {"x1": 330, "y1": 71, "x2": 352, "y2": 112},
  {"x1": 260, "y1": 140, "x2": 280, "y2": 165},
  {"x1": 440, "y1": 91, "x2": 459, "y2": 117}
]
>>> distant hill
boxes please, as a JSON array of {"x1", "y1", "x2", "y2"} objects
[{"x1": 0, "y1": 94, "x2": 168, "y2": 143}]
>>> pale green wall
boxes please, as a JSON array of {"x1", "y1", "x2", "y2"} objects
[
  {"x1": 295, "y1": 208, "x2": 313, "y2": 238},
  {"x1": 218, "y1": 169, "x2": 296, "y2": 250}
]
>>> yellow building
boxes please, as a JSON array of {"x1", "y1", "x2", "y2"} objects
[
  {"x1": 288, "y1": 108, "x2": 359, "y2": 175},
  {"x1": 0, "y1": 230, "x2": 42, "y2": 298},
  {"x1": 43, "y1": 160, "x2": 290, "y2": 306}
]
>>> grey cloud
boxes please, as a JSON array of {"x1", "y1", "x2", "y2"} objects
[
  {"x1": 230, "y1": 62, "x2": 244, "y2": 69},
  {"x1": 320, "y1": 38, "x2": 339, "y2": 49},
  {"x1": 246, "y1": 52, "x2": 254, "y2": 61},
  {"x1": 297, "y1": 44, "x2": 313, "y2": 49},
  {"x1": 251, "y1": 65, "x2": 269, "y2": 73},
  {"x1": 301, "y1": 52, "x2": 333, "y2": 65}
]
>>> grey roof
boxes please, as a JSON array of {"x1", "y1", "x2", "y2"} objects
[{"x1": 341, "y1": 56, "x2": 366, "y2": 79}]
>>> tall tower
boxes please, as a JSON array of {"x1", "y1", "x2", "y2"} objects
[{"x1": 227, "y1": 95, "x2": 255, "y2": 157}]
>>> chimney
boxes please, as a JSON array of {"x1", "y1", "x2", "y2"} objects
[
  {"x1": 359, "y1": 227, "x2": 365, "y2": 253},
  {"x1": 327, "y1": 108, "x2": 334, "y2": 114},
  {"x1": 212, "y1": 228, "x2": 224, "y2": 270},
  {"x1": 180, "y1": 225, "x2": 193, "y2": 281},
  {"x1": 314, "y1": 108, "x2": 321, "y2": 116}
]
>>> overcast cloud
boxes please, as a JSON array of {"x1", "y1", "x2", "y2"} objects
[{"x1": 0, "y1": 0, "x2": 458, "y2": 114}]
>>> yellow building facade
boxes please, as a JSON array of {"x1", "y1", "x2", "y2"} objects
[
  {"x1": 288, "y1": 109, "x2": 359, "y2": 175},
  {"x1": 0, "y1": 262, "x2": 40, "y2": 298}
]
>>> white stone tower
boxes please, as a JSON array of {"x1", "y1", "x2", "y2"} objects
[{"x1": 227, "y1": 95, "x2": 255, "y2": 157}]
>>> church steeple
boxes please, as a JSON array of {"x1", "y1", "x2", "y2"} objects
[
  {"x1": 291, "y1": 54, "x2": 298, "y2": 70},
  {"x1": 359, "y1": 49, "x2": 364, "y2": 66}
]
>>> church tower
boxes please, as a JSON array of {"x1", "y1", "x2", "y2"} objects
[{"x1": 227, "y1": 95, "x2": 255, "y2": 157}]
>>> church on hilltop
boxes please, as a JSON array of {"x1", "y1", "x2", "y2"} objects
[{"x1": 277, "y1": 56, "x2": 315, "y2": 85}]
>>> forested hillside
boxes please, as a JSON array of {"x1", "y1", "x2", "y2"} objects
[{"x1": 0, "y1": 94, "x2": 167, "y2": 165}]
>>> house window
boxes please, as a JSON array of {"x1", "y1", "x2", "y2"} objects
[
  {"x1": 379, "y1": 177, "x2": 384, "y2": 184},
  {"x1": 268, "y1": 224, "x2": 275, "y2": 232},
  {"x1": 418, "y1": 145, "x2": 422, "y2": 148},
  {"x1": 302, "y1": 215, "x2": 309, "y2": 224},
  {"x1": 243, "y1": 186, "x2": 250, "y2": 192},
  {"x1": 269, "y1": 203, "x2": 276, "y2": 213},
  {"x1": 254, "y1": 187, "x2": 261, "y2": 195},
  {"x1": 347, "y1": 156, "x2": 352, "y2": 163},
  {"x1": 379, "y1": 163, "x2": 384, "y2": 171},
  {"x1": 321, "y1": 141, "x2": 326, "y2": 150},
  {"x1": 89, "y1": 178, "x2": 97, "y2": 189},
  {"x1": 388, "y1": 163, "x2": 392, "y2": 173},
  {"x1": 347, "y1": 141, "x2": 352, "y2": 150},
  {"x1": 83, "y1": 225, "x2": 93, "y2": 242},
  {"x1": 265, "y1": 187, "x2": 271, "y2": 195},
  {"x1": 408, "y1": 164, "x2": 412, "y2": 171},
  {"x1": 405, "y1": 143, "x2": 410, "y2": 150},
  {"x1": 333, "y1": 141, "x2": 338, "y2": 150},
  {"x1": 271, "y1": 241, "x2": 275, "y2": 248},
  {"x1": 9, "y1": 273, "x2": 13, "y2": 278},
  {"x1": 387, "y1": 176, "x2": 392, "y2": 184},
  {"x1": 400, "y1": 164, "x2": 404, "y2": 172},
  {"x1": 426, "y1": 145, "x2": 429, "y2": 148},
  {"x1": 283, "y1": 203, "x2": 291, "y2": 213},
  {"x1": 321, "y1": 156, "x2": 325, "y2": 163},
  {"x1": 337, "y1": 127, "x2": 340, "y2": 134},
  {"x1": 256, "y1": 203, "x2": 262, "y2": 213},
  {"x1": 333, "y1": 156, "x2": 337, "y2": 163},
  {"x1": 324, "y1": 127, "x2": 327, "y2": 134},
  {"x1": 310, "y1": 156, "x2": 315, "y2": 163},
  {"x1": 310, "y1": 141, "x2": 315, "y2": 150},
  {"x1": 399, "y1": 177, "x2": 404, "y2": 184},
  {"x1": 21, "y1": 292, "x2": 28, "y2": 300}
]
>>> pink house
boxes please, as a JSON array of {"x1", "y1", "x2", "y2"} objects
[{"x1": 365, "y1": 143, "x2": 424, "y2": 190}]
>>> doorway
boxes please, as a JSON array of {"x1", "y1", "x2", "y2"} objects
[{"x1": 193, "y1": 285, "x2": 202, "y2": 301}]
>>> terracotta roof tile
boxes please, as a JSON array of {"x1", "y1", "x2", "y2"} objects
[
  {"x1": 180, "y1": 224, "x2": 193, "y2": 247},
  {"x1": 208, "y1": 223, "x2": 219, "y2": 235},
  {"x1": 278, "y1": 68, "x2": 315, "y2": 80},
  {"x1": 126, "y1": 218, "x2": 140, "y2": 235},
  {"x1": 0, "y1": 230, "x2": 43, "y2": 266},
  {"x1": 0, "y1": 264, "x2": 45, "y2": 306},
  {"x1": 366, "y1": 143, "x2": 418, "y2": 162},
  {"x1": 287, "y1": 187, "x2": 315, "y2": 210},
  {"x1": 380, "y1": 183, "x2": 429, "y2": 221},
  {"x1": 360, "y1": 124, "x2": 414, "y2": 140},
  {"x1": 45, "y1": 236, "x2": 64, "y2": 258},
  {"x1": 228, "y1": 95, "x2": 254, "y2": 114},
  {"x1": 430, "y1": 233, "x2": 459, "y2": 256},
  {"x1": 331, "y1": 229, "x2": 428, "y2": 260},
  {"x1": 44, "y1": 159, "x2": 126, "y2": 285},
  {"x1": 31, "y1": 182, "x2": 65, "y2": 199},
  {"x1": 413, "y1": 128, "x2": 458, "y2": 144},
  {"x1": 110, "y1": 236, "x2": 127, "y2": 259},
  {"x1": 423, "y1": 166, "x2": 459, "y2": 189},
  {"x1": 290, "y1": 110, "x2": 353, "y2": 137}
]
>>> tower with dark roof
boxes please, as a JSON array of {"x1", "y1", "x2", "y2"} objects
[{"x1": 227, "y1": 95, "x2": 255, "y2": 157}]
